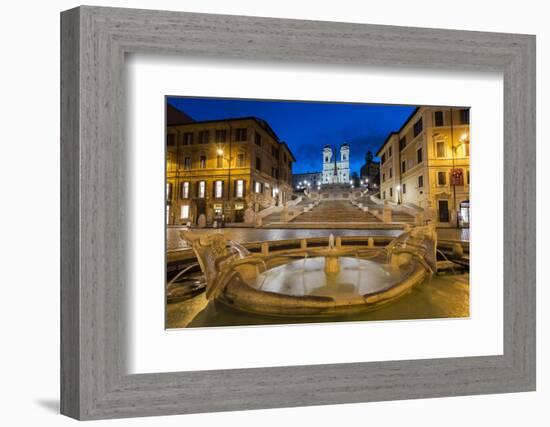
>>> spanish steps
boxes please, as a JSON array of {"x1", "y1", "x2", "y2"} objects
[{"x1": 291, "y1": 200, "x2": 381, "y2": 223}]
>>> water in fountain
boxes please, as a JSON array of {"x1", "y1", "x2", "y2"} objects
[{"x1": 252, "y1": 256, "x2": 410, "y2": 300}]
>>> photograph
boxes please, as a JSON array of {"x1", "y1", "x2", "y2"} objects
[{"x1": 165, "y1": 97, "x2": 471, "y2": 329}]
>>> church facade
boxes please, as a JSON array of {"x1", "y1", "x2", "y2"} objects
[{"x1": 322, "y1": 144, "x2": 350, "y2": 184}]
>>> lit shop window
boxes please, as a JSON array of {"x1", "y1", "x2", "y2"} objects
[
  {"x1": 255, "y1": 181, "x2": 262, "y2": 193},
  {"x1": 181, "y1": 182, "x2": 189, "y2": 199},
  {"x1": 181, "y1": 205, "x2": 190, "y2": 219},
  {"x1": 214, "y1": 180, "x2": 223, "y2": 198},
  {"x1": 236, "y1": 180, "x2": 244, "y2": 198}
]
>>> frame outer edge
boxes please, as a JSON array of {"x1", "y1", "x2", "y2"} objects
[
  {"x1": 60, "y1": 6, "x2": 82, "y2": 420},
  {"x1": 61, "y1": 6, "x2": 537, "y2": 420}
]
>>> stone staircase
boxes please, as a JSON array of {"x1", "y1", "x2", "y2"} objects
[
  {"x1": 261, "y1": 198, "x2": 311, "y2": 224},
  {"x1": 391, "y1": 211, "x2": 416, "y2": 224},
  {"x1": 291, "y1": 200, "x2": 381, "y2": 223}
]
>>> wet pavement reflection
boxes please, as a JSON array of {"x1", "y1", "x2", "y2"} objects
[{"x1": 167, "y1": 273, "x2": 469, "y2": 329}]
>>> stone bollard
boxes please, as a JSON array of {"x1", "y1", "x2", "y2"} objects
[
  {"x1": 383, "y1": 207, "x2": 392, "y2": 223},
  {"x1": 261, "y1": 242, "x2": 269, "y2": 256},
  {"x1": 415, "y1": 212, "x2": 424, "y2": 225},
  {"x1": 300, "y1": 239, "x2": 308, "y2": 250},
  {"x1": 452, "y1": 243, "x2": 464, "y2": 258},
  {"x1": 281, "y1": 207, "x2": 289, "y2": 223},
  {"x1": 368, "y1": 237, "x2": 374, "y2": 248},
  {"x1": 335, "y1": 236, "x2": 342, "y2": 248}
]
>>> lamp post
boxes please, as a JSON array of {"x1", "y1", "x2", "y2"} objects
[{"x1": 396, "y1": 184, "x2": 401, "y2": 204}]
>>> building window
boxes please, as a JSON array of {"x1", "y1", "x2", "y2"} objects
[
  {"x1": 467, "y1": 170, "x2": 470, "y2": 185},
  {"x1": 382, "y1": 173, "x2": 385, "y2": 182},
  {"x1": 237, "y1": 153, "x2": 245, "y2": 167},
  {"x1": 216, "y1": 155, "x2": 223, "y2": 168},
  {"x1": 434, "y1": 111, "x2": 444, "y2": 127},
  {"x1": 417, "y1": 148, "x2": 423, "y2": 163},
  {"x1": 389, "y1": 146, "x2": 393, "y2": 157},
  {"x1": 181, "y1": 205, "x2": 190, "y2": 219},
  {"x1": 401, "y1": 160, "x2": 406, "y2": 174},
  {"x1": 418, "y1": 175, "x2": 424, "y2": 188},
  {"x1": 389, "y1": 187, "x2": 393, "y2": 197},
  {"x1": 166, "y1": 182, "x2": 172, "y2": 201},
  {"x1": 183, "y1": 132, "x2": 193, "y2": 145},
  {"x1": 399, "y1": 136, "x2": 406, "y2": 150},
  {"x1": 215, "y1": 129, "x2": 227, "y2": 143},
  {"x1": 198, "y1": 130, "x2": 209, "y2": 144},
  {"x1": 271, "y1": 167, "x2": 278, "y2": 179},
  {"x1": 272, "y1": 187, "x2": 278, "y2": 198},
  {"x1": 460, "y1": 109, "x2": 470, "y2": 124},
  {"x1": 184, "y1": 156, "x2": 191, "y2": 170},
  {"x1": 271, "y1": 145, "x2": 279, "y2": 158},
  {"x1": 166, "y1": 134, "x2": 175, "y2": 146},
  {"x1": 254, "y1": 181, "x2": 262, "y2": 193},
  {"x1": 436, "y1": 141, "x2": 446, "y2": 158},
  {"x1": 198, "y1": 181, "x2": 206, "y2": 198},
  {"x1": 236, "y1": 128, "x2": 247, "y2": 142},
  {"x1": 437, "y1": 171, "x2": 447, "y2": 185},
  {"x1": 381, "y1": 153, "x2": 386, "y2": 164},
  {"x1": 402, "y1": 183, "x2": 406, "y2": 194},
  {"x1": 383, "y1": 191, "x2": 386, "y2": 199},
  {"x1": 235, "y1": 179, "x2": 244, "y2": 198},
  {"x1": 255, "y1": 157, "x2": 261, "y2": 171},
  {"x1": 214, "y1": 180, "x2": 223, "y2": 198},
  {"x1": 255, "y1": 132, "x2": 262, "y2": 146},
  {"x1": 413, "y1": 118, "x2": 423, "y2": 137},
  {"x1": 181, "y1": 181, "x2": 190, "y2": 199},
  {"x1": 199, "y1": 155, "x2": 206, "y2": 168},
  {"x1": 389, "y1": 167, "x2": 392, "y2": 178}
]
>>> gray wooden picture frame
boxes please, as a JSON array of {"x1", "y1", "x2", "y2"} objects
[{"x1": 60, "y1": 5, "x2": 536, "y2": 420}]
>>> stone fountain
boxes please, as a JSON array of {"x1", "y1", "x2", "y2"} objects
[{"x1": 180, "y1": 225, "x2": 437, "y2": 317}]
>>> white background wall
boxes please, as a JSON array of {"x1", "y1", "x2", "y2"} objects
[{"x1": 0, "y1": 0, "x2": 547, "y2": 425}]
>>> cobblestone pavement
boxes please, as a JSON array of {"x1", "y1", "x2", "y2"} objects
[{"x1": 167, "y1": 227, "x2": 403, "y2": 251}]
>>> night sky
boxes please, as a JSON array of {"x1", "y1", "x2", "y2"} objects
[{"x1": 167, "y1": 97, "x2": 416, "y2": 175}]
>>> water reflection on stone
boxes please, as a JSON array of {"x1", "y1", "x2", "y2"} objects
[{"x1": 167, "y1": 273, "x2": 469, "y2": 328}]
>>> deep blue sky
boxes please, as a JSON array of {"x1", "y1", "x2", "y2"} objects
[{"x1": 167, "y1": 97, "x2": 416, "y2": 175}]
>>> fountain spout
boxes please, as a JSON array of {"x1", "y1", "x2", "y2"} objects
[
  {"x1": 324, "y1": 233, "x2": 340, "y2": 274},
  {"x1": 328, "y1": 233, "x2": 336, "y2": 250},
  {"x1": 180, "y1": 231, "x2": 253, "y2": 300}
]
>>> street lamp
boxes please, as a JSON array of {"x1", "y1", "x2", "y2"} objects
[{"x1": 216, "y1": 147, "x2": 231, "y2": 203}]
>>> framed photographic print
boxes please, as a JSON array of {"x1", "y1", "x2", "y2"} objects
[{"x1": 61, "y1": 6, "x2": 536, "y2": 420}]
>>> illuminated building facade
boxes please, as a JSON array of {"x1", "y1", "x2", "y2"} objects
[{"x1": 377, "y1": 106, "x2": 470, "y2": 227}]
